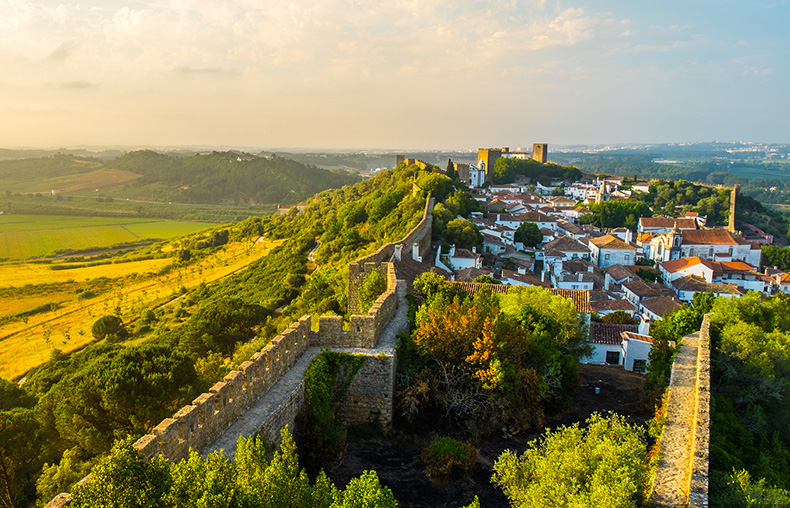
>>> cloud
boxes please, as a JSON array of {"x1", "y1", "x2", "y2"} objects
[
  {"x1": 46, "y1": 41, "x2": 76, "y2": 62},
  {"x1": 57, "y1": 80, "x2": 95, "y2": 90}
]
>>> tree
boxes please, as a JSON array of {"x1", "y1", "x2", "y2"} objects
[
  {"x1": 514, "y1": 222, "x2": 543, "y2": 248},
  {"x1": 444, "y1": 219, "x2": 483, "y2": 252},
  {"x1": 492, "y1": 413, "x2": 647, "y2": 508},
  {"x1": 446, "y1": 159, "x2": 457, "y2": 180},
  {"x1": 601, "y1": 311, "x2": 637, "y2": 325},
  {"x1": 357, "y1": 267, "x2": 387, "y2": 314},
  {"x1": 0, "y1": 408, "x2": 43, "y2": 508},
  {"x1": 91, "y1": 315, "x2": 125, "y2": 341}
]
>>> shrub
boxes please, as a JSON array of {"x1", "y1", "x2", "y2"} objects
[{"x1": 423, "y1": 436, "x2": 477, "y2": 482}]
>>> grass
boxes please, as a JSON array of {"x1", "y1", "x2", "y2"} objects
[
  {"x1": 0, "y1": 214, "x2": 216, "y2": 259},
  {"x1": 0, "y1": 168, "x2": 141, "y2": 194},
  {"x1": 0, "y1": 238, "x2": 283, "y2": 381}
]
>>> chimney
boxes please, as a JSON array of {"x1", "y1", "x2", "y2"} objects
[
  {"x1": 541, "y1": 270, "x2": 546, "y2": 282},
  {"x1": 472, "y1": 246, "x2": 476, "y2": 254},
  {"x1": 605, "y1": 273, "x2": 611, "y2": 291},
  {"x1": 578, "y1": 273, "x2": 583, "y2": 282},
  {"x1": 588, "y1": 265, "x2": 594, "y2": 273}
]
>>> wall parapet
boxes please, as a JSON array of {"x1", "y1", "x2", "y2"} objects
[
  {"x1": 131, "y1": 315, "x2": 312, "y2": 462},
  {"x1": 651, "y1": 313, "x2": 711, "y2": 507},
  {"x1": 348, "y1": 196, "x2": 434, "y2": 313},
  {"x1": 46, "y1": 193, "x2": 431, "y2": 507}
]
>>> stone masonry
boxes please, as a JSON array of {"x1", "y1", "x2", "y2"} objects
[
  {"x1": 46, "y1": 195, "x2": 434, "y2": 508},
  {"x1": 651, "y1": 314, "x2": 711, "y2": 507}
]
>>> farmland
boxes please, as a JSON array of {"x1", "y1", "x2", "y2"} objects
[
  {"x1": 0, "y1": 237, "x2": 283, "y2": 381},
  {"x1": 0, "y1": 214, "x2": 216, "y2": 259}
]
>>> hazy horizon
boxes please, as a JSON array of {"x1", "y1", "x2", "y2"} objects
[{"x1": 3, "y1": 0, "x2": 788, "y2": 149}]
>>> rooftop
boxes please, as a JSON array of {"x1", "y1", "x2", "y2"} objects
[
  {"x1": 590, "y1": 323, "x2": 638, "y2": 345},
  {"x1": 641, "y1": 296, "x2": 683, "y2": 318},
  {"x1": 589, "y1": 234, "x2": 636, "y2": 250}
]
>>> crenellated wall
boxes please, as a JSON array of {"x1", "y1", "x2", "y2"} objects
[
  {"x1": 132, "y1": 315, "x2": 312, "y2": 462},
  {"x1": 46, "y1": 196, "x2": 429, "y2": 507},
  {"x1": 313, "y1": 263, "x2": 398, "y2": 348},
  {"x1": 651, "y1": 314, "x2": 711, "y2": 507},
  {"x1": 348, "y1": 196, "x2": 433, "y2": 313}
]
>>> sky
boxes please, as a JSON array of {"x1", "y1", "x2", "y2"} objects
[{"x1": 1, "y1": 0, "x2": 788, "y2": 150}]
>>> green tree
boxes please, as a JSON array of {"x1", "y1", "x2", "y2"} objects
[
  {"x1": 91, "y1": 315, "x2": 125, "y2": 341},
  {"x1": 445, "y1": 219, "x2": 483, "y2": 252},
  {"x1": 446, "y1": 159, "x2": 457, "y2": 180},
  {"x1": 0, "y1": 408, "x2": 43, "y2": 508},
  {"x1": 492, "y1": 413, "x2": 647, "y2": 508},
  {"x1": 357, "y1": 267, "x2": 387, "y2": 314},
  {"x1": 514, "y1": 222, "x2": 543, "y2": 248},
  {"x1": 70, "y1": 437, "x2": 171, "y2": 508}
]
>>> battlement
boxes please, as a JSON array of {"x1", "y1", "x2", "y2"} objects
[
  {"x1": 131, "y1": 316, "x2": 311, "y2": 462},
  {"x1": 46, "y1": 194, "x2": 431, "y2": 507}
]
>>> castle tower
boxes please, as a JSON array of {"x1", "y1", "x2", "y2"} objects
[
  {"x1": 728, "y1": 184, "x2": 739, "y2": 233},
  {"x1": 532, "y1": 143, "x2": 548, "y2": 163},
  {"x1": 395, "y1": 154, "x2": 405, "y2": 166},
  {"x1": 477, "y1": 147, "x2": 505, "y2": 183}
]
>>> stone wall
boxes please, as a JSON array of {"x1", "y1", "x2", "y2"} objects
[
  {"x1": 651, "y1": 313, "x2": 711, "y2": 507},
  {"x1": 312, "y1": 263, "x2": 398, "y2": 348},
  {"x1": 348, "y1": 196, "x2": 433, "y2": 313},
  {"x1": 133, "y1": 315, "x2": 312, "y2": 462},
  {"x1": 46, "y1": 196, "x2": 430, "y2": 506},
  {"x1": 337, "y1": 352, "x2": 397, "y2": 427}
]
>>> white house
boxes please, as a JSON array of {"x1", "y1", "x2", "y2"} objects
[
  {"x1": 621, "y1": 331, "x2": 654, "y2": 373},
  {"x1": 647, "y1": 228, "x2": 762, "y2": 267},
  {"x1": 588, "y1": 234, "x2": 637, "y2": 268},
  {"x1": 445, "y1": 245, "x2": 483, "y2": 270},
  {"x1": 585, "y1": 323, "x2": 638, "y2": 367}
]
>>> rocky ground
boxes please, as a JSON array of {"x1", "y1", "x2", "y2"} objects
[{"x1": 330, "y1": 364, "x2": 652, "y2": 508}]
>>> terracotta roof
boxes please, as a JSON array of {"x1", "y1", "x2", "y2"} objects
[
  {"x1": 590, "y1": 299, "x2": 636, "y2": 313},
  {"x1": 589, "y1": 234, "x2": 635, "y2": 250},
  {"x1": 591, "y1": 323, "x2": 638, "y2": 345},
  {"x1": 558, "y1": 221, "x2": 585, "y2": 235},
  {"x1": 605, "y1": 264, "x2": 637, "y2": 282},
  {"x1": 501, "y1": 270, "x2": 551, "y2": 288},
  {"x1": 514, "y1": 210, "x2": 555, "y2": 222},
  {"x1": 671, "y1": 275, "x2": 743, "y2": 295},
  {"x1": 455, "y1": 267, "x2": 494, "y2": 282},
  {"x1": 639, "y1": 217, "x2": 697, "y2": 229},
  {"x1": 543, "y1": 236, "x2": 590, "y2": 253},
  {"x1": 641, "y1": 297, "x2": 683, "y2": 318},
  {"x1": 680, "y1": 229, "x2": 739, "y2": 245},
  {"x1": 451, "y1": 248, "x2": 481, "y2": 259},
  {"x1": 621, "y1": 331, "x2": 654, "y2": 344},
  {"x1": 622, "y1": 278, "x2": 663, "y2": 298},
  {"x1": 573, "y1": 206, "x2": 592, "y2": 213},
  {"x1": 660, "y1": 257, "x2": 714, "y2": 274},
  {"x1": 637, "y1": 232, "x2": 654, "y2": 244}
]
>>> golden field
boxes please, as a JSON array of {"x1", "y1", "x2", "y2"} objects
[{"x1": 0, "y1": 238, "x2": 282, "y2": 381}]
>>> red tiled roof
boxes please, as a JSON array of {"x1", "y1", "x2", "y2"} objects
[
  {"x1": 589, "y1": 234, "x2": 635, "y2": 250},
  {"x1": 680, "y1": 229, "x2": 739, "y2": 245},
  {"x1": 660, "y1": 257, "x2": 714, "y2": 274},
  {"x1": 590, "y1": 299, "x2": 636, "y2": 313},
  {"x1": 591, "y1": 323, "x2": 638, "y2": 345},
  {"x1": 621, "y1": 331, "x2": 654, "y2": 344},
  {"x1": 641, "y1": 296, "x2": 683, "y2": 318},
  {"x1": 639, "y1": 217, "x2": 697, "y2": 229}
]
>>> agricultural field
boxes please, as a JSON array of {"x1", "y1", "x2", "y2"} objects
[
  {"x1": 0, "y1": 168, "x2": 141, "y2": 194},
  {"x1": 0, "y1": 214, "x2": 216, "y2": 259},
  {"x1": 0, "y1": 238, "x2": 283, "y2": 381}
]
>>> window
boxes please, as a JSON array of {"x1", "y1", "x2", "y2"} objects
[
  {"x1": 604, "y1": 254, "x2": 610, "y2": 260},
  {"x1": 633, "y1": 359, "x2": 647, "y2": 374},
  {"x1": 606, "y1": 351, "x2": 621, "y2": 365},
  {"x1": 624, "y1": 254, "x2": 630, "y2": 261}
]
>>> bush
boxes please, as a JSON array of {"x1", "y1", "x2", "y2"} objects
[{"x1": 423, "y1": 436, "x2": 478, "y2": 482}]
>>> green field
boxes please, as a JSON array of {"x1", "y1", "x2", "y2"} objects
[{"x1": 0, "y1": 214, "x2": 216, "y2": 259}]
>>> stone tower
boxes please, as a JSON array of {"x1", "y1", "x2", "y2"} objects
[
  {"x1": 477, "y1": 147, "x2": 506, "y2": 182},
  {"x1": 532, "y1": 143, "x2": 548, "y2": 163}
]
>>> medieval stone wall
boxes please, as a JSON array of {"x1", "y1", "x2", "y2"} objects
[
  {"x1": 651, "y1": 314, "x2": 711, "y2": 507},
  {"x1": 47, "y1": 197, "x2": 430, "y2": 506},
  {"x1": 348, "y1": 196, "x2": 433, "y2": 313}
]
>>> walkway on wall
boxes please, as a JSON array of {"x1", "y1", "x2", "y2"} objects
[
  {"x1": 202, "y1": 280, "x2": 410, "y2": 459},
  {"x1": 651, "y1": 320, "x2": 710, "y2": 507}
]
